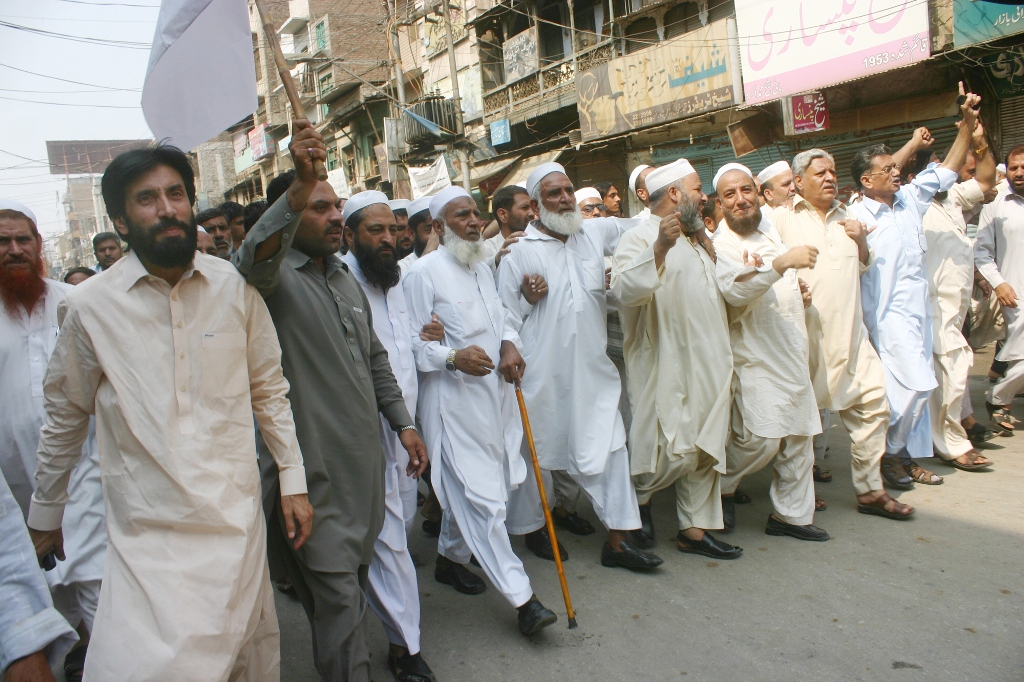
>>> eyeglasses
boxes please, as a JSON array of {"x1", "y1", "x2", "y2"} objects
[
  {"x1": 865, "y1": 164, "x2": 901, "y2": 178},
  {"x1": 580, "y1": 204, "x2": 599, "y2": 214}
]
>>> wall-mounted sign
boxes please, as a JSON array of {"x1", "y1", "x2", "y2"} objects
[
  {"x1": 576, "y1": 18, "x2": 736, "y2": 142},
  {"x1": 248, "y1": 124, "x2": 271, "y2": 160},
  {"x1": 786, "y1": 91, "x2": 830, "y2": 135},
  {"x1": 982, "y1": 48, "x2": 1024, "y2": 99},
  {"x1": 953, "y1": 0, "x2": 1024, "y2": 48},
  {"x1": 490, "y1": 119, "x2": 512, "y2": 145},
  {"x1": 503, "y1": 27, "x2": 539, "y2": 84},
  {"x1": 735, "y1": 0, "x2": 931, "y2": 105}
]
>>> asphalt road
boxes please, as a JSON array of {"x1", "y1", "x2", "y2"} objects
[{"x1": 274, "y1": 345, "x2": 1023, "y2": 681}]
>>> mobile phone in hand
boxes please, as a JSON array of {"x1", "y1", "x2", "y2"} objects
[{"x1": 40, "y1": 551, "x2": 57, "y2": 571}]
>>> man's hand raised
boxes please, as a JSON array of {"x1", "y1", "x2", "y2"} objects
[
  {"x1": 654, "y1": 213, "x2": 683, "y2": 268},
  {"x1": 773, "y1": 245, "x2": 818, "y2": 274},
  {"x1": 280, "y1": 493, "x2": 314, "y2": 550},
  {"x1": 286, "y1": 119, "x2": 327, "y2": 213}
]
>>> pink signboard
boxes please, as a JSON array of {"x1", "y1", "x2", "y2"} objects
[
  {"x1": 791, "y1": 91, "x2": 829, "y2": 133},
  {"x1": 735, "y1": 0, "x2": 931, "y2": 104}
]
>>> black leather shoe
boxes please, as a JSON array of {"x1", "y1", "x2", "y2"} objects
[
  {"x1": 600, "y1": 540, "x2": 664, "y2": 570},
  {"x1": 434, "y1": 555, "x2": 486, "y2": 594},
  {"x1": 722, "y1": 495, "x2": 736, "y2": 533},
  {"x1": 553, "y1": 509, "x2": 596, "y2": 535},
  {"x1": 676, "y1": 531, "x2": 743, "y2": 560},
  {"x1": 517, "y1": 595, "x2": 557, "y2": 635},
  {"x1": 631, "y1": 503, "x2": 656, "y2": 548},
  {"x1": 387, "y1": 650, "x2": 437, "y2": 682},
  {"x1": 524, "y1": 527, "x2": 568, "y2": 562},
  {"x1": 765, "y1": 515, "x2": 830, "y2": 542},
  {"x1": 421, "y1": 518, "x2": 441, "y2": 537}
]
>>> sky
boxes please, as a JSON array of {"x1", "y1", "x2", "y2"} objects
[{"x1": 0, "y1": 0, "x2": 158, "y2": 237}]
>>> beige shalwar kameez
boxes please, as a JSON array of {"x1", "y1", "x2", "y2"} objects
[
  {"x1": 924, "y1": 179, "x2": 985, "y2": 459},
  {"x1": 28, "y1": 253, "x2": 307, "y2": 681},
  {"x1": 611, "y1": 215, "x2": 732, "y2": 530},
  {"x1": 771, "y1": 198, "x2": 888, "y2": 494}
]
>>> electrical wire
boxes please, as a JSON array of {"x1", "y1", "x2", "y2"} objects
[
  {"x1": 0, "y1": 62, "x2": 141, "y2": 91},
  {"x1": 0, "y1": 20, "x2": 151, "y2": 49},
  {"x1": 53, "y1": 0, "x2": 159, "y2": 7},
  {"x1": 0, "y1": 95, "x2": 141, "y2": 109}
]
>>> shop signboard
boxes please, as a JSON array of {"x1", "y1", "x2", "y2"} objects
[
  {"x1": 490, "y1": 119, "x2": 512, "y2": 145},
  {"x1": 503, "y1": 28, "x2": 539, "y2": 84},
  {"x1": 735, "y1": 0, "x2": 931, "y2": 104},
  {"x1": 982, "y1": 48, "x2": 1024, "y2": 99},
  {"x1": 576, "y1": 18, "x2": 736, "y2": 142},
  {"x1": 786, "y1": 91, "x2": 830, "y2": 134},
  {"x1": 248, "y1": 124, "x2": 270, "y2": 161},
  {"x1": 953, "y1": 0, "x2": 1024, "y2": 48}
]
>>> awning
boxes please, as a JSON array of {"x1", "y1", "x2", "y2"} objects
[
  {"x1": 496, "y1": 149, "x2": 567, "y2": 191},
  {"x1": 452, "y1": 155, "x2": 520, "y2": 186}
]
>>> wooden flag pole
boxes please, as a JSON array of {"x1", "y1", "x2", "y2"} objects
[{"x1": 252, "y1": 0, "x2": 328, "y2": 181}]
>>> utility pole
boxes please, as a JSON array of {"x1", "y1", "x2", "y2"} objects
[
  {"x1": 387, "y1": 0, "x2": 412, "y2": 198},
  {"x1": 440, "y1": 2, "x2": 472, "y2": 192}
]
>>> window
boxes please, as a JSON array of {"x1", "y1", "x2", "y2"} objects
[
  {"x1": 664, "y1": 2, "x2": 699, "y2": 40},
  {"x1": 624, "y1": 17, "x2": 657, "y2": 54},
  {"x1": 343, "y1": 147, "x2": 356, "y2": 184},
  {"x1": 315, "y1": 20, "x2": 326, "y2": 51},
  {"x1": 326, "y1": 144, "x2": 339, "y2": 171},
  {"x1": 319, "y1": 72, "x2": 333, "y2": 96},
  {"x1": 574, "y1": 1, "x2": 597, "y2": 50},
  {"x1": 538, "y1": 1, "x2": 565, "y2": 65}
]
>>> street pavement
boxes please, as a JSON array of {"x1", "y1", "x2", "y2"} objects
[{"x1": 273, "y1": 344, "x2": 1023, "y2": 681}]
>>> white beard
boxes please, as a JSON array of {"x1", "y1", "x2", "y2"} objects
[
  {"x1": 442, "y1": 223, "x2": 488, "y2": 267},
  {"x1": 539, "y1": 204, "x2": 583, "y2": 236}
]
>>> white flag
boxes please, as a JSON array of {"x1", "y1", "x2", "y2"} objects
[{"x1": 142, "y1": 0, "x2": 257, "y2": 152}]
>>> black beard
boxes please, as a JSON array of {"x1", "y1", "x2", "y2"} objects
[
  {"x1": 122, "y1": 214, "x2": 197, "y2": 269},
  {"x1": 353, "y1": 237, "x2": 401, "y2": 291},
  {"x1": 395, "y1": 243, "x2": 414, "y2": 260},
  {"x1": 723, "y1": 205, "x2": 762, "y2": 235},
  {"x1": 413, "y1": 237, "x2": 429, "y2": 257}
]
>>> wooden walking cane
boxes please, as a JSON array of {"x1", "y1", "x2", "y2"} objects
[
  {"x1": 514, "y1": 380, "x2": 578, "y2": 629},
  {"x1": 252, "y1": 0, "x2": 328, "y2": 181}
]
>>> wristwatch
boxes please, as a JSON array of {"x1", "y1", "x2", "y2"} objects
[{"x1": 445, "y1": 349, "x2": 458, "y2": 372}]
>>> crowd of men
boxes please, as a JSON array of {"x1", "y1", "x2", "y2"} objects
[{"x1": 2, "y1": 82, "x2": 1022, "y2": 682}]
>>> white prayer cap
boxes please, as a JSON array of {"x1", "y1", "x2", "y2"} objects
[
  {"x1": 713, "y1": 163, "x2": 755, "y2": 190},
  {"x1": 197, "y1": 225, "x2": 208, "y2": 233},
  {"x1": 645, "y1": 159, "x2": 696, "y2": 195},
  {"x1": 574, "y1": 187, "x2": 602, "y2": 204},
  {"x1": 997, "y1": 163, "x2": 1007, "y2": 174},
  {"x1": 628, "y1": 164, "x2": 651, "y2": 196},
  {"x1": 429, "y1": 185, "x2": 473, "y2": 220},
  {"x1": 756, "y1": 160, "x2": 791, "y2": 184},
  {"x1": 388, "y1": 199, "x2": 410, "y2": 212},
  {"x1": 408, "y1": 195, "x2": 432, "y2": 217},
  {"x1": 342, "y1": 190, "x2": 390, "y2": 224},
  {"x1": 0, "y1": 199, "x2": 37, "y2": 228},
  {"x1": 525, "y1": 162, "x2": 568, "y2": 197}
]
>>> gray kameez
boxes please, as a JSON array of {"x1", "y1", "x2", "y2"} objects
[{"x1": 235, "y1": 195, "x2": 412, "y2": 681}]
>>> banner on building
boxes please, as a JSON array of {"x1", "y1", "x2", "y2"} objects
[
  {"x1": 459, "y1": 65, "x2": 484, "y2": 121},
  {"x1": 735, "y1": 0, "x2": 931, "y2": 105},
  {"x1": 408, "y1": 155, "x2": 452, "y2": 199},
  {"x1": 503, "y1": 28, "x2": 539, "y2": 84},
  {"x1": 982, "y1": 48, "x2": 1024, "y2": 99},
  {"x1": 490, "y1": 119, "x2": 512, "y2": 145},
  {"x1": 327, "y1": 167, "x2": 350, "y2": 199},
  {"x1": 953, "y1": 0, "x2": 1024, "y2": 48},
  {"x1": 576, "y1": 18, "x2": 736, "y2": 142},
  {"x1": 248, "y1": 124, "x2": 271, "y2": 160}
]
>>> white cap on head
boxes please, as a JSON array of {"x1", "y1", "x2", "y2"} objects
[
  {"x1": 574, "y1": 187, "x2": 602, "y2": 204},
  {"x1": 197, "y1": 225, "x2": 208, "y2": 234},
  {"x1": 644, "y1": 159, "x2": 696, "y2": 195},
  {"x1": 429, "y1": 185, "x2": 473, "y2": 220},
  {"x1": 388, "y1": 199, "x2": 410, "y2": 212},
  {"x1": 628, "y1": 164, "x2": 651, "y2": 196},
  {"x1": 525, "y1": 162, "x2": 568, "y2": 197},
  {"x1": 408, "y1": 195, "x2": 432, "y2": 218},
  {"x1": 0, "y1": 199, "x2": 38, "y2": 228},
  {"x1": 713, "y1": 163, "x2": 754, "y2": 190},
  {"x1": 756, "y1": 160, "x2": 791, "y2": 184},
  {"x1": 342, "y1": 190, "x2": 390, "y2": 224},
  {"x1": 997, "y1": 163, "x2": 1007, "y2": 174}
]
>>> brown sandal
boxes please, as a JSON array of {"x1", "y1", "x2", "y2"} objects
[
  {"x1": 986, "y1": 402, "x2": 1016, "y2": 434},
  {"x1": 813, "y1": 464, "x2": 832, "y2": 483},
  {"x1": 905, "y1": 461, "x2": 943, "y2": 485},
  {"x1": 948, "y1": 450, "x2": 993, "y2": 471},
  {"x1": 815, "y1": 495, "x2": 827, "y2": 512},
  {"x1": 857, "y1": 493, "x2": 914, "y2": 520}
]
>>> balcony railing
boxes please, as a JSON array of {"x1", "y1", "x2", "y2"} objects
[{"x1": 482, "y1": 40, "x2": 615, "y2": 124}]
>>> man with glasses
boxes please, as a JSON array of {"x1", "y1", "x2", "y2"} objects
[
  {"x1": 575, "y1": 187, "x2": 604, "y2": 218},
  {"x1": 848, "y1": 84, "x2": 983, "y2": 489}
]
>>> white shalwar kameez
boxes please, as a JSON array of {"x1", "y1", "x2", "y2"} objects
[
  {"x1": 924, "y1": 179, "x2": 985, "y2": 459},
  {"x1": 0, "y1": 279, "x2": 106, "y2": 632},
  {"x1": 850, "y1": 167, "x2": 957, "y2": 459},
  {"x1": 611, "y1": 215, "x2": 732, "y2": 530},
  {"x1": 497, "y1": 218, "x2": 641, "y2": 534},
  {"x1": 975, "y1": 185, "x2": 1024, "y2": 406},
  {"x1": 714, "y1": 220, "x2": 820, "y2": 525},
  {"x1": 402, "y1": 246, "x2": 533, "y2": 608},
  {"x1": 341, "y1": 252, "x2": 422, "y2": 654}
]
